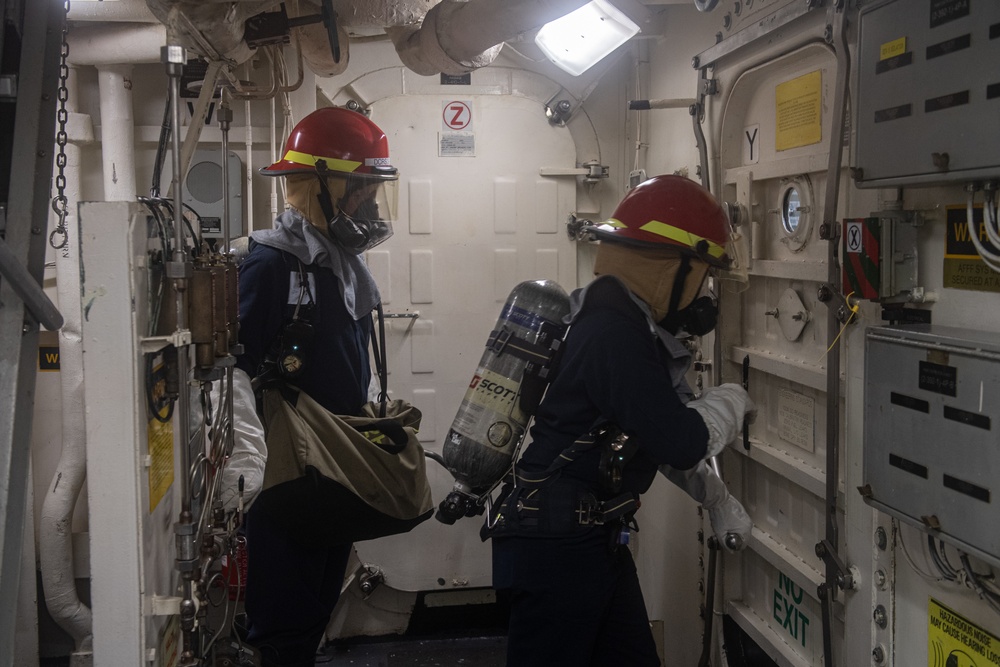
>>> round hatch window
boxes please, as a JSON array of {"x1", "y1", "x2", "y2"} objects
[
  {"x1": 782, "y1": 187, "x2": 802, "y2": 234},
  {"x1": 775, "y1": 176, "x2": 814, "y2": 252}
]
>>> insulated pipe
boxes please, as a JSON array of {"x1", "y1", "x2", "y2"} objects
[
  {"x1": 97, "y1": 65, "x2": 138, "y2": 201},
  {"x1": 69, "y1": 0, "x2": 158, "y2": 23},
  {"x1": 144, "y1": 0, "x2": 258, "y2": 64},
  {"x1": 40, "y1": 66, "x2": 93, "y2": 650},
  {"x1": 67, "y1": 23, "x2": 166, "y2": 66},
  {"x1": 387, "y1": 0, "x2": 593, "y2": 75}
]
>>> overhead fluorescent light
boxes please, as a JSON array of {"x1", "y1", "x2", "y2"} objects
[{"x1": 534, "y1": 0, "x2": 641, "y2": 77}]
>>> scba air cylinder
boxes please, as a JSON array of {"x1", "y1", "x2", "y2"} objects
[{"x1": 437, "y1": 280, "x2": 570, "y2": 523}]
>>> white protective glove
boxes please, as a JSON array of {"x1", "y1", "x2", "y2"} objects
[
  {"x1": 687, "y1": 383, "x2": 756, "y2": 460},
  {"x1": 218, "y1": 367, "x2": 267, "y2": 513},
  {"x1": 659, "y1": 461, "x2": 751, "y2": 552}
]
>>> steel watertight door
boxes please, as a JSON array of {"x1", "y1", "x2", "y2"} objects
[{"x1": 709, "y1": 41, "x2": 857, "y2": 667}]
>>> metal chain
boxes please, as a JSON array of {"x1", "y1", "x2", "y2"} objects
[{"x1": 49, "y1": 0, "x2": 71, "y2": 250}]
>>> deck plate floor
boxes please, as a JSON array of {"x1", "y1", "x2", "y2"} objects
[{"x1": 316, "y1": 635, "x2": 508, "y2": 666}]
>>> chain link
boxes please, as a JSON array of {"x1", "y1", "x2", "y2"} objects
[{"x1": 49, "y1": 0, "x2": 71, "y2": 250}]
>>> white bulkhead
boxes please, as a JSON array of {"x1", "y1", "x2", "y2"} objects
[{"x1": 3, "y1": 0, "x2": 999, "y2": 665}]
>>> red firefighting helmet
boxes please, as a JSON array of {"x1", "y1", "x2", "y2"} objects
[
  {"x1": 592, "y1": 175, "x2": 732, "y2": 268},
  {"x1": 260, "y1": 106, "x2": 397, "y2": 180}
]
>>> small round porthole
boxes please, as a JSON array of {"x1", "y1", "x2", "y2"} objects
[
  {"x1": 776, "y1": 176, "x2": 814, "y2": 252},
  {"x1": 782, "y1": 187, "x2": 802, "y2": 234}
]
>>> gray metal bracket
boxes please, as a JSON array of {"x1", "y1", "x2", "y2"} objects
[{"x1": 0, "y1": 0, "x2": 63, "y2": 662}]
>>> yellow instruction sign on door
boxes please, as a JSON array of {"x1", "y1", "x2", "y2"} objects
[
  {"x1": 775, "y1": 70, "x2": 822, "y2": 151},
  {"x1": 147, "y1": 359, "x2": 174, "y2": 513},
  {"x1": 928, "y1": 598, "x2": 1000, "y2": 667}
]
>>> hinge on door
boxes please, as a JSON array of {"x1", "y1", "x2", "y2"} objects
[{"x1": 539, "y1": 160, "x2": 609, "y2": 183}]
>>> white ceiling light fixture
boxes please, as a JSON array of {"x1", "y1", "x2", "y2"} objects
[{"x1": 534, "y1": 0, "x2": 641, "y2": 77}]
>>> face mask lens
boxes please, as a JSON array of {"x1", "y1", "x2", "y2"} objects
[{"x1": 327, "y1": 178, "x2": 396, "y2": 253}]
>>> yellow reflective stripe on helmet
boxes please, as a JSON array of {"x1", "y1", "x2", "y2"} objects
[
  {"x1": 638, "y1": 220, "x2": 726, "y2": 258},
  {"x1": 603, "y1": 218, "x2": 628, "y2": 228},
  {"x1": 282, "y1": 149, "x2": 362, "y2": 173}
]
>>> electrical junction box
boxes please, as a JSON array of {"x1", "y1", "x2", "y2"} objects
[
  {"x1": 864, "y1": 325, "x2": 1000, "y2": 567},
  {"x1": 841, "y1": 213, "x2": 920, "y2": 301},
  {"x1": 853, "y1": 0, "x2": 1000, "y2": 187},
  {"x1": 182, "y1": 149, "x2": 245, "y2": 244}
]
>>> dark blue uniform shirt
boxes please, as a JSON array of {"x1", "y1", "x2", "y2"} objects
[
  {"x1": 519, "y1": 277, "x2": 709, "y2": 496},
  {"x1": 235, "y1": 243, "x2": 371, "y2": 416}
]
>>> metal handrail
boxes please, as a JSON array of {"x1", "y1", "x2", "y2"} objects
[{"x1": 0, "y1": 236, "x2": 64, "y2": 331}]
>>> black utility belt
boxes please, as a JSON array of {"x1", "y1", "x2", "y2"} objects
[{"x1": 482, "y1": 480, "x2": 638, "y2": 540}]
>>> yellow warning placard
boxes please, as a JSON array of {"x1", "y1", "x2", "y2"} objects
[
  {"x1": 942, "y1": 205, "x2": 1000, "y2": 293},
  {"x1": 148, "y1": 416, "x2": 174, "y2": 513},
  {"x1": 928, "y1": 598, "x2": 1000, "y2": 667},
  {"x1": 880, "y1": 37, "x2": 907, "y2": 61},
  {"x1": 157, "y1": 614, "x2": 180, "y2": 667},
  {"x1": 147, "y1": 360, "x2": 174, "y2": 512},
  {"x1": 775, "y1": 70, "x2": 822, "y2": 151}
]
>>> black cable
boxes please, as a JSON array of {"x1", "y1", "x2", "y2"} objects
[
  {"x1": 154, "y1": 197, "x2": 203, "y2": 257},
  {"x1": 139, "y1": 197, "x2": 172, "y2": 258},
  {"x1": 151, "y1": 96, "x2": 172, "y2": 198},
  {"x1": 928, "y1": 535, "x2": 958, "y2": 581},
  {"x1": 424, "y1": 450, "x2": 447, "y2": 468},
  {"x1": 960, "y1": 554, "x2": 1000, "y2": 615},
  {"x1": 374, "y1": 302, "x2": 388, "y2": 417},
  {"x1": 180, "y1": 202, "x2": 206, "y2": 254},
  {"x1": 939, "y1": 539, "x2": 963, "y2": 578}
]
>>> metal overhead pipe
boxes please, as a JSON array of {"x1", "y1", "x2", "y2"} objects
[
  {"x1": 0, "y1": 240, "x2": 64, "y2": 332},
  {"x1": 163, "y1": 42, "x2": 199, "y2": 664}
]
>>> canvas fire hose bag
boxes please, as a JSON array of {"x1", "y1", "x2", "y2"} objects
[{"x1": 260, "y1": 385, "x2": 434, "y2": 541}]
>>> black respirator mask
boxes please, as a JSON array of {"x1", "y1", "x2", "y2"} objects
[
  {"x1": 658, "y1": 295, "x2": 719, "y2": 337},
  {"x1": 325, "y1": 200, "x2": 387, "y2": 254},
  {"x1": 314, "y1": 165, "x2": 392, "y2": 254},
  {"x1": 657, "y1": 254, "x2": 719, "y2": 337}
]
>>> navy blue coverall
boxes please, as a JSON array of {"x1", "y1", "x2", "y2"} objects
[
  {"x1": 236, "y1": 242, "x2": 372, "y2": 667},
  {"x1": 491, "y1": 276, "x2": 711, "y2": 667}
]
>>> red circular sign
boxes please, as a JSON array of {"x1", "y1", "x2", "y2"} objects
[{"x1": 443, "y1": 101, "x2": 471, "y2": 130}]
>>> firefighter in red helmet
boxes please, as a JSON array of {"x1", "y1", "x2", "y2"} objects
[
  {"x1": 486, "y1": 175, "x2": 755, "y2": 666},
  {"x1": 235, "y1": 107, "x2": 399, "y2": 666}
]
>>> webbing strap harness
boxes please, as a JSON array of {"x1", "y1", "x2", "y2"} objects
[
  {"x1": 486, "y1": 324, "x2": 565, "y2": 419},
  {"x1": 505, "y1": 425, "x2": 639, "y2": 528},
  {"x1": 487, "y1": 327, "x2": 560, "y2": 368}
]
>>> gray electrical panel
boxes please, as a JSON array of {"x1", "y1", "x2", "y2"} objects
[
  {"x1": 853, "y1": 0, "x2": 1000, "y2": 187},
  {"x1": 182, "y1": 149, "x2": 245, "y2": 244},
  {"x1": 864, "y1": 325, "x2": 1000, "y2": 566}
]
